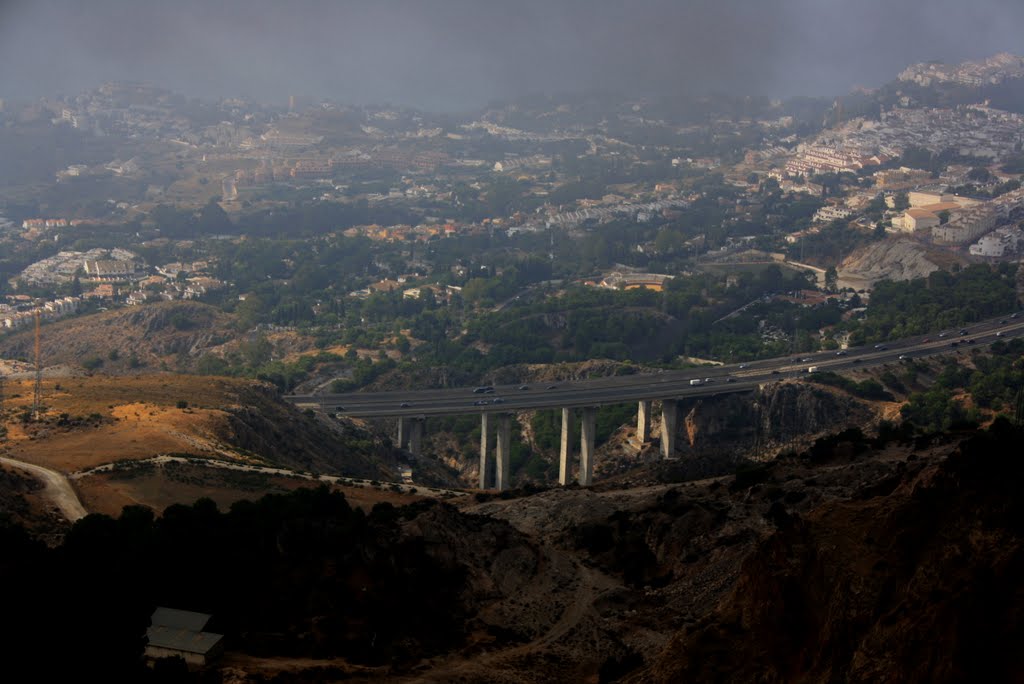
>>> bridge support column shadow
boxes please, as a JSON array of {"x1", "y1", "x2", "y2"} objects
[
  {"x1": 479, "y1": 413, "x2": 492, "y2": 489},
  {"x1": 558, "y1": 407, "x2": 574, "y2": 485},
  {"x1": 637, "y1": 400, "x2": 652, "y2": 445},
  {"x1": 408, "y1": 417, "x2": 424, "y2": 456},
  {"x1": 661, "y1": 399, "x2": 679, "y2": 459},
  {"x1": 579, "y1": 407, "x2": 597, "y2": 486},
  {"x1": 496, "y1": 414, "x2": 512, "y2": 490},
  {"x1": 396, "y1": 417, "x2": 410, "y2": 450}
]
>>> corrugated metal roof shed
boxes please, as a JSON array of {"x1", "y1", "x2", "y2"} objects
[
  {"x1": 146, "y1": 625, "x2": 224, "y2": 655},
  {"x1": 151, "y1": 607, "x2": 211, "y2": 632}
]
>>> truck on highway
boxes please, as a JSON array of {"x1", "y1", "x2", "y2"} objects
[
  {"x1": 807, "y1": 366, "x2": 818, "y2": 373},
  {"x1": 689, "y1": 378, "x2": 703, "y2": 386}
]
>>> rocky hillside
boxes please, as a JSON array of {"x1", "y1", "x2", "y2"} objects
[
  {"x1": 142, "y1": 420, "x2": 1021, "y2": 682},
  {"x1": 645, "y1": 423, "x2": 1024, "y2": 683},
  {"x1": 0, "y1": 373, "x2": 404, "y2": 523},
  {"x1": 837, "y1": 239, "x2": 958, "y2": 290},
  {"x1": 3, "y1": 413, "x2": 1022, "y2": 681},
  {"x1": 0, "y1": 301, "x2": 235, "y2": 373}
]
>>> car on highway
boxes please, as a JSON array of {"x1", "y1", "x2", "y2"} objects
[
  {"x1": 726, "y1": 377, "x2": 736, "y2": 383},
  {"x1": 473, "y1": 387, "x2": 489, "y2": 394},
  {"x1": 835, "y1": 350, "x2": 847, "y2": 356},
  {"x1": 473, "y1": 399, "x2": 490, "y2": 406},
  {"x1": 996, "y1": 331, "x2": 1005, "y2": 337},
  {"x1": 771, "y1": 369, "x2": 780, "y2": 375},
  {"x1": 853, "y1": 358, "x2": 862, "y2": 363},
  {"x1": 898, "y1": 354, "x2": 908, "y2": 360},
  {"x1": 704, "y1": 377, "x2": 715, "y2": 384},
  {"x1": 968, "y1": 338, "x2": 975, "y2": 343},
  {"x1": 518, "y1": 385, "x2": 530, "y2": 390},
  {"x1": 546, "y1": 385, "x2": 558, "y2": 390},
  {"x1": 738, "y1": 364, "x2": 747, "y2": 369},
  {"x1": 400, "y1": 402, "x2": 411, "y2": 408},
  {"x1": 950, "y1": 341, "x2": 959, "y2": 348},
  {"x1": 938, "y1": 332, "x2": 947, "y2": 338},
  {"x1": 1000, "y1": 319, "x2": 1008, "y2": 324},
  {"x1": 492, "y1": 397, "x2": 505, "y2": 404},
  {"x1": 1013, "y1": 312, "x2": 1020, "y2": 319},
  {"x1": 959, "y1": 329, "x2": 968, "y2": 336}
]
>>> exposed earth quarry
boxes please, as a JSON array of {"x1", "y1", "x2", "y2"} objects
[{"x1": 836, "y1": 239, "x2": 952, "y2": 290}]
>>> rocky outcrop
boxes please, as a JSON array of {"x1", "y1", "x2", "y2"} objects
[
  {"x1": 643, "y1": 426, "x2": 1024, "y2": 683},
  {"x1": 837, "y1": 239, "x2": 946, "y2": 289},
  {"x1": 0, "y1": 301, "x2": 234, "y2": 372},
  {"x1": 670, "y1": 381, "x2": 879, "y2": 460}
]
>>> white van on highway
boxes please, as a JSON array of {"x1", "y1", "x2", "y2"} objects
[{"x1": 689, "y1": 378, "x2": 703, "y2": 386}]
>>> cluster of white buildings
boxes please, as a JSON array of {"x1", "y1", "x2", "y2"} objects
[
  {"x1": 888, "y1": 189, "x2": 999, "y2": 246},
  {"x1": 784, "y1": 105, "x2": 1024, "y2": 180},
  {"x1": 932, "y1": 205, "x2": 998, "y2": 245},
  {"x1": 493, "y1": 155, "x2": 552, "y2": 173},
  {"x1": 813, "y1": 205, "x2": 854, "y2": 223},
  {"x1": 539, "y1": 197, "x2": 691, "y2": 230},
  {"x1": 1, "y1": 297, "x2": 80, "y2": 330},
  {"x1": 15, "y1": 248, "x2": 142, "y2": 286},
  {"x1": 969, "y1": 226, "x2": 1024, "y2": 258},
  {"x1": 899, "y1": 52, "x2": 1024, "y2": 88},
  {"x1": 873, "y1": 167, "x2": 934, "y2": 191},
  {"x1": 784, "y1": 143, "x2": 887, "y2": 177}
]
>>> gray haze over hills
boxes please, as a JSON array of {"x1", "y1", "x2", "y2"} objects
[{"x1": 2, "y1": 0, "x2": 1024, "y2": 110}]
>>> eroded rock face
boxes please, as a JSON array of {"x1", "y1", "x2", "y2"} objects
[
  {"x1": 837, "y1": 239, "x2": 945, "y2": 289},
  {"x1": 672, "y1": 382, "x2": 878, "y2": 460},
  {"x1": 643, "y1": 428, "x2": 1024, "y2": 683}
]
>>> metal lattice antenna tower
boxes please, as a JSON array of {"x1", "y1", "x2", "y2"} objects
[{"x1": 33, "y1": 310, "x2": 42, "y2": 421}]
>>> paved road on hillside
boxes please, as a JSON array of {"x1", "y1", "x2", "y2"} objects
[
  {"x1": 0, "y1": 456, "x2": 87, "y2": 522},
  {"x1": 288, "y1": 314, "x2": 1024, "y2": 418}
]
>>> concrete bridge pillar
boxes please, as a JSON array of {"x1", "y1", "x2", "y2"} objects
[
  {"x1": 579, "y1": 406, "x2": 597, "y2": 486},
  {"x1": 661, "y1": 399, "x2": 679, "y2": 459},
  {"x1": 559, "y1": 407, "x2": 574, "y2": 485},
  {"x1": 479, "y1": 413, "x2": 491, "y2": 489},
  {"x1": 495, "y1": 414, "x2": 512, "y2": 491},
  {"x1": 637, "y1": 400, "x2": 652, "y2": 444},
  {"x1": 408, "y1": 418, "x2": 424, "y2": 456},
  {"x1": 396, "y1": 417, "x2": 410, "y2": 450}
]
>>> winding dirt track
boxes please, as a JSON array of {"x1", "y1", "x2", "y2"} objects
[{"x1": 0, "y1": 456, "x2": 87, "y2": 522}]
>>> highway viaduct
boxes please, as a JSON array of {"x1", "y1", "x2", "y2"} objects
[{"x1": 288, "y1": 314, "x2": 1024, "y2": 490}]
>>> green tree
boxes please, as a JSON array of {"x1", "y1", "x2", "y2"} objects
[
  {"x1": 824, "y1": 266, "x2": 838, "y2": 293},
  {"x1": 196, "y1": 198, "x2": 233, "y2": 235}
]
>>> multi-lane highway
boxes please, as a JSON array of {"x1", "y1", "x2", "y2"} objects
[{"x1": 287, "y1": 313, "x2": 1024, "y2": 418}]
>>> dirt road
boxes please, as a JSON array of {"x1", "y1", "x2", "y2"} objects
[{"x1": 0, "y1": 455, "x2": 88, "y2": 522}]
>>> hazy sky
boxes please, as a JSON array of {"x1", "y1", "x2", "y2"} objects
[{"x1": 2, "y1": 0, "x2": 1023, "y2": 110}]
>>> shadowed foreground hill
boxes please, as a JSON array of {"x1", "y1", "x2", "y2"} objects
[
  {"x1": 643, "y1": 423, "x2": 1024, "y2": 683},
  {"x1": 3, "y1": 421, "x2": 1023, "y2": 682}
]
